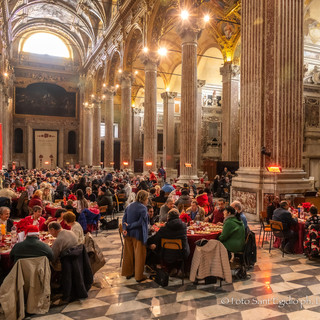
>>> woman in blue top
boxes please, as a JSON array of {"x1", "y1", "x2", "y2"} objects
[{"x1": 122, "y1": 190, "x2": 149, "y2": 282}]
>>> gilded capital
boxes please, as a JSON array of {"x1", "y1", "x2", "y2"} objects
[
  {"x1": 161, "y1": 91, "x2": 177, "y2": 100},
  {"x1": 102, "y1": 86, "x2": 116, "y2": 96},
  {"x1": 140, "y1": 51, "x2": 159, "y2": 69},
  {"x1": 118, "y1": 71, "x2": 134, "y2": 86},
  {"x1": 197, "y1": 80, "x2": 206, "y2": 88},
  {"x1": 220, "y1": 62, "x2": 240, "y2": 78}
]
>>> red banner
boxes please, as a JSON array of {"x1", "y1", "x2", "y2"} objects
[{"x1": 0, "y1": 124, "x2": 2, "y2": 170}]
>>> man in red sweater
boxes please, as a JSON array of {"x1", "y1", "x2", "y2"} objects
[{"x1": 206, "y1": 198, "x2": 226, "y2": 224}]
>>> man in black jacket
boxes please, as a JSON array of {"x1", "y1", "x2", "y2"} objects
[{"x1": 272, "y1": 201, "x2": 298, "y2": 254}]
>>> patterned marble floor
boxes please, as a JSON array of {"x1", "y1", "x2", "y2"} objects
[{"x1": 20, "y1": 222, "x2": 320, "y2": 319}]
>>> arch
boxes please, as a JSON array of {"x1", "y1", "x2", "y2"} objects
[
  {"x1": 107, "y1": 50, "x2": 121, "y2": 86},
  {"x1": 123, "y1": 26, "x2": 143, "y2": 71},
  {"x1": 68, "y1": 131, "x2": 77, "y2": 154},
  {"x1": 14, "y1": 128, "x2": 23, "y2": 154}
]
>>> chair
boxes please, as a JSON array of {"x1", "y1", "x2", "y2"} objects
[
  {"x1": 269, "y1": 220, "x2": 285, "y2": 257},
  {"x1": 117, "y1": 193, "x2": 127, "y2": 211},
  {"x1": 99, "y1": 205, "x2": 108, "y2": 215},
  {"x1": 113, "y1": 194, "x2": 120, "y2": 213},
  {"x1": 161, "y1": 238, "x2": 185, "y2": 285},
  {"x1": 119, "y1": 222, "x2": 124, "y2": 267},
  {"x1": 258, "y1": 211, "x2": 272, "y2": 247}
]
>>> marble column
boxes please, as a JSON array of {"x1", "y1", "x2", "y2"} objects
[
  {"x1": 103, "y1": 86, "x2": 115, "y2": 171},
  {"x1": 161, "y1": 91, "x2": 177, "y2": 178},
  {"x1": 78, "y1": 78, "x2": 85, "y2": 166},
  {"x1": 197, "y1": 80, "x2": 205, "y2": 174},
  {"x1": 132, "y1": 110, "x2": 142, "y2": 163},
  {"x1": 92, "y1": 98, "x2": 101, "y2": 170},
  {"x1": 141, "y1": 53, "x2": 159, "y2": 173},
  {"x1": 120, "y1": 71, "x2": 134, "y2": 170},
  {"x1": 178, "y1": 27, "x2": 200, "y2": 183},
  {"x1": 83, "y1": 106, "x2": 93, "y2": 166},
  {"x1": 220, "y1": 62, "x2": 240, "y2": 161},
  {"x1": 232, "y1": 0, "x2": 311, "y2": 218}
]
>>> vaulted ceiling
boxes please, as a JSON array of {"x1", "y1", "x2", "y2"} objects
[{"x1": 2, "y1": 0, "x2": 111, "y2": 63}]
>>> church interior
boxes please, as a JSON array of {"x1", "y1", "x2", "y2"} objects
[{"x1": 1, "y1": 0, "x2": 320, "y2": 319}]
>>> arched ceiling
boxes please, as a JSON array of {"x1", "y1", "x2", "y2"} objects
[{"x1": 3, "y1": 0, "x2": 110, "y2": 62}]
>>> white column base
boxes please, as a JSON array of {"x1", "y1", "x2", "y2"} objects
[
  {"x1": 177, "y1": 174, "x2": 199, "y2": 185},
  {"x1": 92, "y1": 165, "x2": 102, "y2": 171}
]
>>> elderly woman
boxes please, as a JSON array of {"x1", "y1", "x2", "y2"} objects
[
  {"x1": 0, "y1": 206, "x2": 14, "y2": 233},
  {"x1": 122, "y1": 190, "x2": 149, "y2": 282},
  {"x1": 28, "y1": 189, "x2": 43, "y2": 209},
  {"x1": 63, "y1": 211, "x2": 84, "y2": 245}
]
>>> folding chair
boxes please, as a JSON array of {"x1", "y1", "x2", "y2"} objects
[
  {"x1": 161, "y1": 238, "x2": 185, "y2": 285},
  {"x1": 258, "y1": 211, "x2": 272, "y2": 247},
  {"x1": 269, "y1": 220, "x2": 286, "y2": 257}
]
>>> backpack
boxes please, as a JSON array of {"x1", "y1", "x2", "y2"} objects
[
  {"x1": 243, "y1": 230, "x2": 257, "y2": 268},
  {"x1": 100, "y1": 217, "x2": 118, "y2": 230}
]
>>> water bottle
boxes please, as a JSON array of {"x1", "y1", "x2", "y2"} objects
[{"x1": 11, "y1": 225, "x2": 17, "y2": 246}]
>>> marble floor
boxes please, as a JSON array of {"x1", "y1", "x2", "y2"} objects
[{"x1": 20, "y1": 222, "x2": 320, "y2": 319}]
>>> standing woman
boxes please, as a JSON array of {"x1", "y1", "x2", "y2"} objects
[{"x1": 122, "y1": 190, "x2": 149, "y2": 282}]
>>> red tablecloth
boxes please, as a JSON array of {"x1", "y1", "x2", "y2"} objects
[
  {"x1": 273, "y1": 221, "x2": 305, "y2": 254},
  {"x1": 186, "y1": 232, "x2": 221, "y2": 271}
]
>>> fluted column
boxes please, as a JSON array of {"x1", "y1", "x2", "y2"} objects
[
  {"x1": 178, "y1": 27, "x2": 200, "y2": 183},
  {"x1": 103, "y1": 86, "x2": 115, "y2": 171},
  {"x1": 220, "y1": 62, "x2": 240, "y2": 161},
  {"x1": 83, "y1": 106, "x2": 93, "y2": 166},
  {"x1": 232, "y1": 0, "x2": 311, "y2": 218},
  {"x1": 197, "y1": 80, "x2": 205, "y2": 172},
  {"x1": 141, "y1": 53, "x2": 159, "y2": 173},
  {"x1": 78, "y1": 76, "x2": 86, "y2": 166},
  {"x1": 92, "y1": 98, "x2": 101, "y2": 170},
  {"x1": 120, "y1": 71, "x2": 134, "y2": 170},
  {"x1": 132, "y1": 110, "x2": 142, "y2": 162},
  {"x1": 161, "y1": 91, "x2": 177, "y2": 178}
]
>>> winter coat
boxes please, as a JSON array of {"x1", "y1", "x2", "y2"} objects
[
  {"x1": 219, "y1": 215, "x2": 245, "y2": 253},
  {"x1": 195, "y1": 193, "x2": 210, "y2": 208},
  {"x1": 0, "y1": 256, "x2": 51, "y2": 320},
  {"x1": 147, "y1": 217, "x2": 190, "y2": 263},
  {"x1": 190, "y1": 239, "x2": 232, "y2": 283},
  {"x1": 60, "y1": 244, "x2": 93, "y2": 301},
  {"x1": 186, "y1": 206, "x2": 205, "y2": 221},
  {"x1": 84, "y1": 233, "x2": 106, "y2": 274}
]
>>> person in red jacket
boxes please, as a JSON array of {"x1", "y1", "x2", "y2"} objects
[
  {"x1": 28, "y1": 189, "x2": 44, "y2": 209},
  {"x1": 149, "y1": 170, "x2": 158, "y2": 183},
  {"x1": 205, "y1": 198, "x2": 226, "y2": 224},
  {"x1": 195, "y1": 189, "x2": 210, "y2": 212},
  {"x1": 17, "y1": 205, "x2": 46, "y2": 233}
]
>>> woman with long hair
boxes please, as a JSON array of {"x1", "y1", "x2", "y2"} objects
[{"x1": 75, "y1": 189, "x2": 88, "y2": 213}]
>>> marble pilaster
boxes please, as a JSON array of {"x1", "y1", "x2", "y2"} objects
[
  {"x1": 83, "y1": 106, "x2": 93, "y2": 166},
  {"x1": 161, "y1": 91, "x2": 177, "y2": 178},
  {"x1": 232, "y1": 0, "x2": 311, "y2": 218},
  {"x1": 120, "y1": 71, "x2": 134, "y2": 170},
  {"x1": 178, "y1": 27, "x2": 200, "y2": 183},
  {"x1": 132, "y1": 110, "x2": 142, "y2": 164},
  {"x1": 141, "y1": 53, "x2": 159, "y2": 173},
  {"x1": 103, "y1": 86, "x2": 116, "y2": 171},
  {"x1": 92, "y1": 98, "x2": 101, "y2": 170},
  {"x1": 220, "y1": 62, "x2": 240, "y2": 161}
]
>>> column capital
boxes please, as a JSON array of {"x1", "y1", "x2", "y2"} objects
[
  {"x1": 178, "y1": 25, "x2": 201, "y2": 44},
  {"x1": 161, "y1": 91, "x2": 177, "y2": 100},
  {"x1": 197, "y1": 79, "x2": 206, "y2": 88},
  {"x1": 84, "y1": 105, "x2": 94, "y2": 114},
  {"x1": 119, "y1": 71, "x2": 134, "y2": 87},
  {"x1": 140, "y1": 52, "x2": 160, "y2": 71},
  {"x1": 102, "y1": 86, "x2": 116, "y2": 97},
  {"x1": 220, "y1": 62, "x2": 240, "y2": 78}
]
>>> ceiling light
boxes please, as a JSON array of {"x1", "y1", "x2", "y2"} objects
[
  {"x1": 158, "y1": 47, "x2": 167, "y2": 56},
  {"x1": 103, "y1": 83, "x2": 106, "y2": 87},
  {"x1": 115, "y1": 84, "x2": 119, "y2": 89},
  {"x1": 102, "y1": 95, "x2": 106, "y2": 99},
  {"x1": 204, "y1": 14, "x2": 210, "y2": 22},
  {"x1": 134, "y1": 70, "x2": 138, "y2": 75},
  {"x1": 118, "y1": 68, "x2": 122, "y2": 73},
  {"x1": 143, "y1": 47, "x2": 148, "y2": 53},
  {"x1": 181, "y1": 10, "x2": 189, "y2": 20},
  {"x1": 166, "y1": 87, "x2": 170, "y2": 92}
]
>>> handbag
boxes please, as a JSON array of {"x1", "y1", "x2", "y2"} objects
[{"x1": 150, "y1": 268, "x2": 169, "y2": 287}]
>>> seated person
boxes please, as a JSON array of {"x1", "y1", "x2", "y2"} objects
[
  {"x1": 175, "y1": 190, "x2": 192, "y2": 212},
  {"x1": 48, "y1": 222, "x2": 78, "y2": 268},
  {"x1": 42, "y1": 208, "x2": 70, "y2": 231},
  {"x1": 272, "y1": 200, "x2": 298, "y2": 254},
  {"x1": 147, "y1": 205, "x2": 156, "y2": 231},
  {"x1": 10, "y1": 225, "x2": 53, "y2": 263},
  {"x1": 162, "y1": 182, "x2": 175, "y2": 193},
  {"x1": 304, "y1": 206, "x2": 320, "y2": 257},
  {"x1": 42, "y1": 187, "x2": 52, "y2": 203},
  {"x1": 231, "y1": 201, "x2": 248, "y2": 231},
  {"x1": 85, "y1": 187, "x2": 96, "y2": 202},
  {"x1": 219, "y1": 206, "x2": 245, "y2": 257},
  {"x1": 148, "y1": 188, "x2": 157, "y2": 205},
  {"x1": 159, "y1": 199, "x2": 175, "y2": 223},
  {"x1": 305, "y1": 206, "x2": 320, "y2": 230},
  {"x1": 63, "y1": 211, "x2": 84, "y2": 245},
  {"x1": 170, "y1": 185, "x2": 182, "y2": 197},
  {"x1": 195, "y1": 189, "x2": 209, "y2": 208},
  {"x1": 64, "y1": 200, "x2": 79, "y2": 220},
  {"x1": 153, "y1": 190, "x2": 167, "y2": 204},
  {"x1": 206, "y1": 198, "x2": 226, "y2": 224},
  {"x1": 0, "y1": 206, "x2": 14, "y2": 233},
  {"x1": 0, "y1": 181, "x2": 18, "y2": 201},
  {"x1": 186, "y1": 200, "x2": 205, "y2": 221},
  {"x1": 97, "y1": 186, "x2": 113, "y2": 215},
  {"x1": 17, "y1": 205, "x2": 46, "y2": 232},
  {"x1": 28, "y1": 190, "x2": 44, "y2": 210},
  {"x1": 147, "y1": 209, "x2": 190, "y2": 270}
]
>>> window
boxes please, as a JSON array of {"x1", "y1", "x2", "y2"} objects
[
  {"x1": 22, "y1": 33, "x2": 70, "y2": 58},
  {"x1": 68, "y1": 131, "x2": 76, "y2": 154},
  {"x1": 100, "y1": 123, "x2": 119, "y2": 138},
  {"x1": 14, "y1": 128, "x2": 23, "y2": 153}
]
